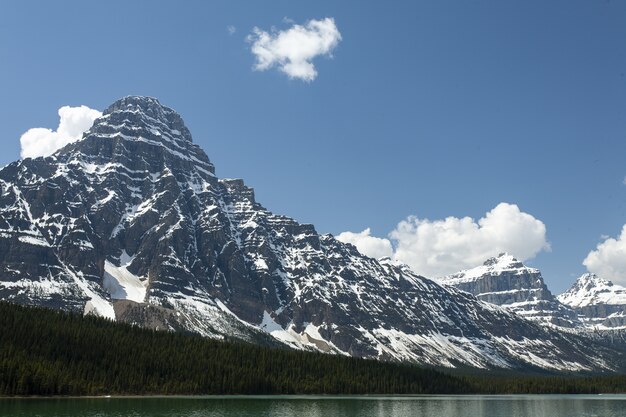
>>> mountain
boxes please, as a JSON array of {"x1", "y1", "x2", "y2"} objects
[
  {"x1": 441, "y1": 253, "x2": 580, "y2": 328},
  {"x1": 558, "y1": 273, "x2": 626, "y2": 329},
  {"x1": 0, "y1": 96, "x2": 621, "y2": 372}
]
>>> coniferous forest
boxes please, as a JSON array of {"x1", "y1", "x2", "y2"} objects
[
  {"x1": 0, "y1": 302, "x2": 466, "y2": 396},
  {"x1": 1, "y1": 302, "x2": 626, "y2": 396}
]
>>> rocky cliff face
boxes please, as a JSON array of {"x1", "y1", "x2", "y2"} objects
[
  {"x1": 558, "y1": 273, "x2": 626, "y2": 329},
  {"x1": 441, "y1": 253, "x2": 580, "y2": 328},
  {"x1": 0, "y1": 96, "x2": 622, "y2": 372}
]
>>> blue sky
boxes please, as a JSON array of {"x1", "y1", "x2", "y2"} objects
[{"x1": 1, "y1": 1, "x2": 625, "y2": 292}]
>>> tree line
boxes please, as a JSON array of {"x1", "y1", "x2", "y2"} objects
[
  {"x1": 0, "y1": 302, "x2": 465, "y2": 395},
  {"x1": 1, "y1": 301, "x2": 626, "y2": 396}
]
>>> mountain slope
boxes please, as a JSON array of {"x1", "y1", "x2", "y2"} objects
[{"x1": 0, "y1": 96, "x2": 621, "y2": 371}]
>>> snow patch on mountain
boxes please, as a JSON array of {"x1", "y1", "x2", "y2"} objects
[{"x1": 103, "y1": 254, "x2": 147, "y2": 303}]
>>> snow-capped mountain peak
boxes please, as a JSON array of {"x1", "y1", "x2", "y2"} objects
[
  {"x1": 441, "y1": 254, "x2": 580, "y2": 328},
  {"x1": 102, "y1": 95, "x2": 193, "y2": 142},
  {"x1": 557, "y1": 273, "x2": 626, "y2": 329},
  {"x1": 558, "y1": 273, "x2": 626, "y2": 309},
  {"x1": 483, "y1": 252, "x2": 522, "y2": 267},
  {"x1": 444, "y1": 252, "x2": 538, "y2": 284}
]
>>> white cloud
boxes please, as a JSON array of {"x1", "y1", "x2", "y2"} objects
[
  {"x1": 336, "y1": 228, "x2": 393, "y2": 260},
  {"x1": 337, "y1": 203, "x2": 550, "y2": 278},
  {"x1": 583, "y1": 225, "x2": 626, "y2": 285},
  {"x1": 20, "y1": 105, "x2": 101, "y2": 159},
  {"x1": 623, "y1": 176, "x2": 626, "y2": 185},
  {"x1": 248, "y1": 17, "x2": 341, "y2": 81},
  {"x1": 227, "y1": 25, "x2": 236, "y2": 35}
]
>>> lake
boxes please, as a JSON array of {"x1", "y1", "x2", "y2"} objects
[{"x1": 1, "y1": 395, "x2": 626, "y2": 417}]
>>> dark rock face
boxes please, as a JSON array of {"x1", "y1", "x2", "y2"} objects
[
  {"x1": 0, "y1": 96, "x2": 622, "y2": 372},
  {"x1": 442, "y1": 253, "x2": 580, "y2": 328}
]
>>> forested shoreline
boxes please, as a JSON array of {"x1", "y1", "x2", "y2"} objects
[{"x1": 1, "y1": 302, "x2": 625, "y2": 396}]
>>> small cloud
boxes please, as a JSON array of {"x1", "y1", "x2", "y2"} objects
[
  {"x1": 20, "y1": 105, "x2": 101, "y2": 159},
  {"x1": 583, "y1": 225, "x2": 626, "y2": 285},
  {"x1": 622, "y1": 176, "x2": 626, "y2": 185},
  {"x1": 247, "y1": 17, "x2": 342, "y2": 82},
  {"x1": 227, "y1": 25, "x2": 236, "y2": 35},
  {"x1": 336, "y1": 228, "x2": 393, "y2": 260}
]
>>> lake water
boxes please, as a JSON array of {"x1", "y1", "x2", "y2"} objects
[{"x1": 1, "y1": 395, "x2": 626, "y2": 417}]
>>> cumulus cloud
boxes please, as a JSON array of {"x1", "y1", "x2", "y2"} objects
[
  {"x1": 337, "y1": 203, "x2": 550, "y2": 278},
  {"x1": 583, "y1": 225, "x2": 626, "y2": 285},
  {"x1": 20, "y1": 105, "x2": 101, "y2": 159},
  {"x1": 336, "y1": 228, "x2": 393, "y2": 260},
  {"x1": 390, "y1": 203, "x2": 550, "y2": 278},
  {"x1": 248, "y1": 17, "x2": 341, "y2": 81}
]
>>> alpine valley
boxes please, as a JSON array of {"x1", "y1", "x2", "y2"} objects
[{"x1": 1, "y1": 96, "x2": 626, "y2": 373}]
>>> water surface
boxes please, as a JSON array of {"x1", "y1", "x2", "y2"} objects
[{"x1": 1, "y1": 395, "x2": 626, "y2": 417}]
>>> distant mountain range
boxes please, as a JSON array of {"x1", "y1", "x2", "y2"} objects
[
  {"x1": 441, "y1": 253, "x2": 626, "y2": 331},
  {"x1": 1, "y1": 96, "x2": 624, "y2": 372}
]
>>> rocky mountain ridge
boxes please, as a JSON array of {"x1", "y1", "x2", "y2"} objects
[{"x1": 0, "y1": 96, "x2": 622, "y2": 372}]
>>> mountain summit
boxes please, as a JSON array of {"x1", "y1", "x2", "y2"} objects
[
  {"x1": 0, "y1": 97, "x2": 620, "y2": 371},
  {"x1": 558, "y1": 273, "x2": 626, "y2": 328},
  {"x1": 441, "y1": 253, "x2": 580, "y2": 328}
]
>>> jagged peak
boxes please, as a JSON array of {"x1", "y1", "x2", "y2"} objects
[
  {"x1": 219, "y1": 178, "x2": 255, "y2": 201},
  {"x1": 483, "y1": 252, "x2": 520, "y2": 267},
  {"x1": 571, "y1": 273, "x2": 614, "y2": 290},
  {"x1": 102, "y1": 96, "x2": 192, "y2": 142},
  {"x1": 104, "y1": 96, "x2": 169, "y2": 117},
  {"x1": 52, "y1": 95, "x2": 216, "y2": 176},
  {"x1": 105, "y1": 95, "x2": 161, "y2": 111},
  {"x1": 558, "y1": 273, "x2": 626, "y2": 308}
]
